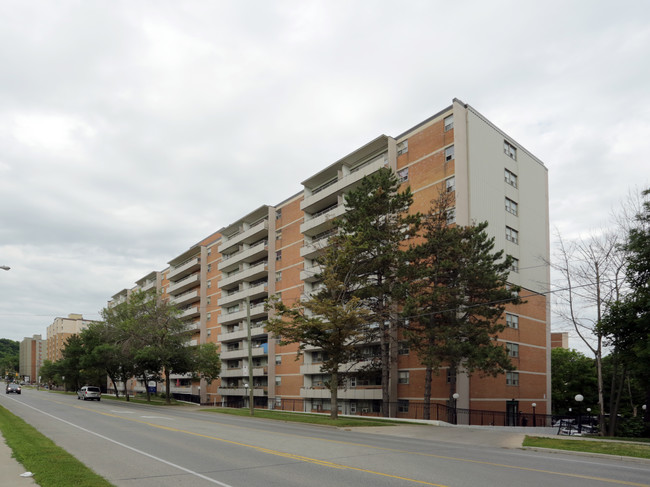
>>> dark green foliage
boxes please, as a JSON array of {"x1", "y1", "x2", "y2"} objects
[
  {"x1": 551, "y1": 348, "x2": 597, "y2": 415},
  {"x1": 334, "y1": 167, "x2": 420, "y2": 415},
  {"x1": 601, "y1": 188, "x2": 650, "y2": 432},
  {"x1": 266, "y1": 234, "x2": 372, "y2": 419},
  {"x1": 0, "y1": 338, "x2": 19, "y2": 378},
  {"x1": 404, "y1": 192, "x2": 520, "y2": 418}
]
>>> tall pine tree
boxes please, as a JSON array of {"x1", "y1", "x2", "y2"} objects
[
  {"x1": 334, "y1": 167, "x2": 419, "y2": 417},
  {"x1": 403, "y1": 192, "x2": 521, "y2": 420}
]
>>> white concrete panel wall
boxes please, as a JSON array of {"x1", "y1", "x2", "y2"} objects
[{"x1": 463, "y1": 105, "x2": 550, "y2": 296}]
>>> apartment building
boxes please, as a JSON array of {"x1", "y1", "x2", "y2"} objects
[
  {"x1": 110, "y1": 98, "x2": 551, "y2": 418},
  {"x1": 46, "y1": 314, "x2": 97, "y2": 362},
  {"x1": 19, "y1": 334, "x2": 46, "y2": 383}
]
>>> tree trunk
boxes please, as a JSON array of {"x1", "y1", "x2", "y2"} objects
[
  {"x1": 380, "y1": 323, "x2": 391, "y2": 417},
  {"x1": 330, "y1": 371, "x2": 339, "y2": 420},
  {"x1": 164, "y1": 367, "x2": 172, "y2": 404},
  {"x1": 596, "y1": 340, "x2": 605, "y2": 435},
  {"x1": 109, "y1": 374, "x2": 120, "y2": 398}
]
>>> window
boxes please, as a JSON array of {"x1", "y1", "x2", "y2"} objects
[
  {"x1": 207, "y1": 296, "x2": 211, "y2": 305},
  {"x1": 397, "y1": 140, "x2": 408, "y2": 156},
  {"x1": 446, "y1": 208, "x2": 456, "y2": 224},
  {"x1": 504, "y1": 169, "x2": 518, "y2": 188},
  {"x1": 275, "y1": 271, "x2": 282, "y2": 281},
  {"x1": 444, "y1": 115, "x2": 454, "y2": 132},
  {"x1": 506, "y1": 371, "x2": 519, "y2": 386},
  {"x1": 275, "y1": 209, "x2": 282, "y2": 220},
  {"x1": 398, "y1": 167, "x2": 409, "y2": 183},
  {"x1": 275, "y1": 355, "x2": 282, "y2": 365},
  {"x1": 207, "y1": 247, "x2": 212, "y2": 256},
  {"x1": 275, "y1": 230, "x2": 282, "y2": 241},
  {"x1": 446, "y1": 176, "x2": 455, "y2": 193},
  {"x1": 275, "y1": 377, "x2": 282, "y2": 386},
  {"x1": 398, "y1": 400, "x2": 409, "y2": 413},
  {"x1": 510, "y1": 257, "x2": 519, "y2": 273},
  {"x1": 207, "y1": 280, "x2": 212, "y2": 288},
  {"x1": 504, "y1": 140, "x2": 517, "y2": 160},
  {"x1": 398, "y1": 371, "x2": 409, "y2": 384},
  {"x1": 506, "y1": 313, "x2": 519, "y2": 329},
  {"x1": 398, "y1": 342, "x2": 410, "y2": 355},
  {"x1": 446, "y1": 368, "x2": 456, "y2": 384},
  {"x1": 207, "y1": 263, "x2": 212, "y2": 272},
  {"x1": 445, "y1": 145, "x2": 455, "y2": 162},
  {"x1": 506, "y1": 342, "x2": 519, "y2": 358},
  {"x1": 505, "y1": 226, "x2": 519, "y2": 244},
  {"x1": 505, "y1": 198, "x2": 518, "y2": 216},
  {"x1": 275, "y1": 250, "x2": 282, "y2": 261},
  {"x1": 207, "y1": 312, "x2": 211, "y2": 321}
]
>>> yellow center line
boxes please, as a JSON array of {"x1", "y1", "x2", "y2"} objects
[{"x1": 57, "y1": 398, "x2": 649, "y2": 487}]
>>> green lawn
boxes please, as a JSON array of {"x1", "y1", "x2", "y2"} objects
[
  {"x1": 523, "y1": 436, "x2": 650, "y2": 459},
  {"x1": 0, "y1": 405, "x2": 114, "y2": 487}
]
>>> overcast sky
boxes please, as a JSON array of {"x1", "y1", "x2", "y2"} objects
[{"x1": 1, "y1": 1, "x2": 649, "y2": 348}]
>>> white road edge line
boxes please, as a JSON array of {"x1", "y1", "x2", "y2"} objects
[{"x1": 12, "y1": 398, "x2": 234, "y2": 487}]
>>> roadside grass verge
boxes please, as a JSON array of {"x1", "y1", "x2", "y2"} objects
[
  {"x1": 99, "y1": 394, "x2": 185, "y2": 406},
  {"x1": 202, "y1": 407, "x2": 409, "y2": 427},
  {"x1": 0, "y1": 405, "x2": 114, "y2": 487},
  {"x1": 524, "y1": 436, "x2": 650, "y2": 459}
]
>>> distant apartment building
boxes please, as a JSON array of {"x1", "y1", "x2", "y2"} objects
[
  {"x1": 46, "y1": 314, "x2": 97, "y2": 362},
  {"x1": 551, "y1": 332, "x2": 569, "y2": 349},
  {"x1": 19, "y1": 334, "x2": 46, "y2": 383},
  {"x1": 109, "y1": 99, "x2": 551, "y2": 419}
]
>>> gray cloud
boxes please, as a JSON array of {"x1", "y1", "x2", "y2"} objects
[{"x1": 1, "y1": 0, "x2": 649, "y2": 343}]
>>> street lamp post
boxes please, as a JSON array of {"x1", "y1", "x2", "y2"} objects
[
  {"x1": 532, "y1": 403, "x2": 537, "y2": 427},
  {"x1": 452, "y1": 393, "x2": 459, "y2": 425},
  {"x1": 575, "y1": 394, "x2": 584, "y2": 434}
]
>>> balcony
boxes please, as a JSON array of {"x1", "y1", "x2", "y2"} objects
[
  {"x1": 218, "y1": 241, "x2": 268, "y2": 273},
  {"x1": 300, "y1": 204, "x2": 346, "y2": 236},
  {"x1": 220, "y1": 346, "x2": 268, "y2": 360},
  {"x1": 218, "y1": 219, "x2": 269, "y2": 254},
  {"x1": 301, "y1": 151, "x2": 388, "y2": 214},
  {"x1": 171, "y1": 289, "x2": 200, "y2": 307},
  {"x1": 217, "y1": 386, "x2": 267, "y2": 397},
  {"x1": 300, "y1": 237, "x2": 330, "y2": 260},
  {"x1": 300, "y1": 363, "x2": 324, "y2": 375},
  {"x1": 217, "y1": 282, "x2": 268, "y2": 307},
  {"x1": 180, "y1": 306, "x2": 200, "y2": 319},
  {"x1": 220, "y1": 366, "x2": 268, "y2": 378},
  {"x1": 300, "y1": 264, "x2": 322, "y2": 283},
  {"x1": 218, "y1": 303, "x2": 267, "y2": 325},
  {"x1": 168, "y1": 273, "x2": 200, "y2": 295},
  {"x1": 185, "y1": 321, "x2": 200, "y2": 332},
  {"x1": 167, "y1": 257, "x2": 201, "y2": 281},
  {"x1": 218, "y1": 325, "x2": 267, "y2": 343},
  {"x1": 300, "y1": 387, "x2": 382, "y2": 400},
  {"x1": 219, "y1": 261, "x2": 267, "y2": 288}
]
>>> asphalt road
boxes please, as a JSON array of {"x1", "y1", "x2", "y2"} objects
[{"x1": 1, "y1": 388, "x2": 649, "y2": 487}]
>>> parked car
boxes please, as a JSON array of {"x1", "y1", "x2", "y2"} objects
[
  {"x1": 77, "y1": 386, "x2": 101, "y2": 401},
  {"x1": 6, "y1": 383, "x2": 21, "y2": 394}
]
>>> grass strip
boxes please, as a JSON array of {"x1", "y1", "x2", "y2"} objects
[
  {"x1": 0, "y1": 405, "x2": 114, "y2": 487},
  {"x1": 202, "y1": 407, "x2": 409, "y2": 427},
  {"x1": 524, "y1": 435, "x2": 650, "y2": 459}
]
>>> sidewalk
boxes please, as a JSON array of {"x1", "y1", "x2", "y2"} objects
[{"x1": 0, "y1": 433, "x2": 37, "y2": 486}]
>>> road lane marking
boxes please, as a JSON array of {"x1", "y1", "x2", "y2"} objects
[
  {"x1": 10, "y1": 399, "x2": 234, "y2": 487},
  {"x1": 18, "y1": 395, "x2": 650, "y2": 487}
]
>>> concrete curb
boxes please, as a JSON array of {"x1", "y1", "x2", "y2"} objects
[{"x1": 521, "y1": 446, "x2": 650, "y2": 465}]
